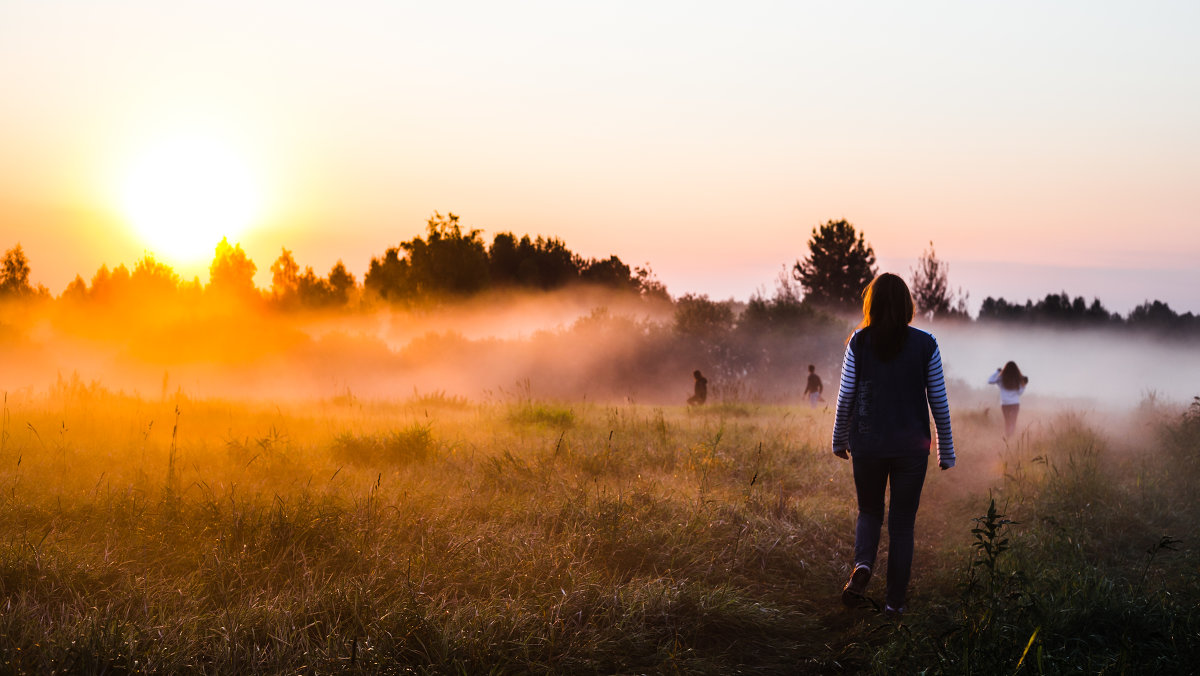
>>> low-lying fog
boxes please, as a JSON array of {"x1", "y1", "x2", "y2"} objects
[
  {"x1": 930, "y1": 322, "x2": 1199, "y2": 410},
  {"x1": 1, "y1": 291, "x2": 1197, "y2": 412}
]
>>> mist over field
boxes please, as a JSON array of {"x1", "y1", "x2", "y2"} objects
[
  {"x1": 0, "y1": 289, "x2": 675, "y2": 401},
  {"x1": 2, "y1": 289, "x2": 1196, "y2": 414},
  {"x1": 932, "y1": 322, "x2": 1200, "y2": 409}
]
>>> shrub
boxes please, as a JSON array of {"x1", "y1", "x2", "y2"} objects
[
  {"x1": 507, "y1": 403, "x2": 575, "y2": 428},
  {"x1": 330, "y1": 424, "x2": 435, "y2": 465}
]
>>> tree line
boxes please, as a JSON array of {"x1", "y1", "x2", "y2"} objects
[
  {"x1": 0, "y1": 212, "x2": 668, "y2": 310},
  {"x1": 790, "y1": 219, "x2": 1199, "y2": 335},
  {"x1": 2, "y1": 214, "x2": 1197, "y2": 335},
  {"x1": 361, "y1": 213, "x2": 666, "y2": 305}
]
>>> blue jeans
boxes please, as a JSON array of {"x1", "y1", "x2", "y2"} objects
[{"x1": 851, "y1": 455, "x2": 929, "y2": 608}]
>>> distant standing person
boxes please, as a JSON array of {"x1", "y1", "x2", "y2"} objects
[
  {"x1": 832, "y1": 273, "x2": 956, "y2": 617},
  {"x1": 803, "y1": 364, "x2": 824, "y2": 408},
  {"x1": 687, "y1": 370, "x2": 708, "y2": 406},
  {"x1": 988, "y1": 361, "x2": 1029, "y2": 437}
]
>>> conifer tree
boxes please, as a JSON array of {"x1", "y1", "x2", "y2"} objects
[{"x1": 792, "y1": 219, "x2": 877, "y2": 308}]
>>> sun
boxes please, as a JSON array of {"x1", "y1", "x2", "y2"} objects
[{"x1": 118, "y1": 132, "x2": 264, "y2": 262}]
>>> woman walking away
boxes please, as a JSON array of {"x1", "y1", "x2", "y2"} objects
[
  {"x1": 988, "y1": 361, "x2": 1028, "y2": 438},
  {"x1": 832, "y1": 273, "x2": 956, "y2": 617}
]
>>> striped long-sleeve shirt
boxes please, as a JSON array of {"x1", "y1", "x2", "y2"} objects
[{"x1": 832, "y1": 326, "x2": 955, "y2": 467}]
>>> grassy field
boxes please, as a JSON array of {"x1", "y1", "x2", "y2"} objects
[{"x1": 0, "y1": 384, "x2": 1196, "y2": 674}]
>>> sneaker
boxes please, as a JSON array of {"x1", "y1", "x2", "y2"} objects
[
  {"x1": 841, "y1": 564, "x2": 871, "y2": 606},
  {"x1": 884, "y1": 604, "x2": 906, "y2": 619}
]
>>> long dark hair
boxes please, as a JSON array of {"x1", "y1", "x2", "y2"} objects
[
  {"x1": 853, "y1": 272, "x2": 914, "y2": 361},
  {"x1": 1000, "y1": 361, "x2": 1026, "y2": 390}
]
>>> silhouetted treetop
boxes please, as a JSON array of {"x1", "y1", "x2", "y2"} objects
[
  {"x1": 1127, "y1": 300, "x2": 1198, "y2": 334},
  {"x1": 209, "y1": 237, "x2": 258, "y2": 301},
  {"x1": 978, "y1": 292, "x2": 1119, "y2": 325},
  {"x1": 55, "y1": 254, "x2": 200, "y2": 308},
  {"x1": 270, "y1": 248, "x2": 357, "y2": 310},
  {"x1": 581, "y1": 256, "x2": 638, "y2": 292},
  {"x1": 132, "y1": 255, "x2": 181, "y2": 298},
  {"x1": 793, "y1": 219, "x2": 877, "y2": 309},
  {"x1": 909, "y1": 241, "x2": 967, "y2": 320},
  {"x1": 364, "y1": 212, "x2": 489, "y2": 303},
  {"x1": 270, "y1": 248, "x2": 301, "y2": 303},
  {"x1": 489, "y1": 233, "x2": 578, "y2": 290},
  {"x1": 328, "y1": 261, "x2": 356, "y2": 306},
  {"x1": 365, "y1": 212, "x2": 659, "y2": 304},
  {"x1": 1, "y1": 244, "x2": 35, "y2": 298}
]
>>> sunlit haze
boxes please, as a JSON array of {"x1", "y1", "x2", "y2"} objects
[
  {"x1": 2, "y1": 7, "x2": 1199, "y2": 667},
  {"x1": 1, "y1": 1, "x2": 1199, "y2": 312},
  {"x1": 116, "y1": 130, "x2": 264, "y2": 263}
]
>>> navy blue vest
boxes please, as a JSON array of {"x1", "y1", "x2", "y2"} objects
[{"x1": 848, "y1": 326, "x2": 936, "y2": 457}]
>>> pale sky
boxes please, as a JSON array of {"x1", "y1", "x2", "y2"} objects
[{"x1": 2, "y1": 1, "x2": 1198, "y2": 314}]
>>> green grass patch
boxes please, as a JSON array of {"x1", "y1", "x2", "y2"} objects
[
  {"x1": 507, "y1": 402, "x2": 576, "y2": 428},
  {"x1": 330, "y1": 423, "x2": 437, "y2": 465}
]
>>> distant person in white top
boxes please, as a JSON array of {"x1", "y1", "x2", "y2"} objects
[{"x1": 988, "y1": 361, "x2": 1029, "y2": 437}]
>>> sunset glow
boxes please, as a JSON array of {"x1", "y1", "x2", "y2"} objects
[
  {"x1": 1, "y1": 1, "x2": 1198, "y2": 308},
  {"x1": 116, "y1": 132, "x2": 263, "y2": 262},
  {"x1": 1, "y1": 4, "x2": 1199, "y2": 670}
]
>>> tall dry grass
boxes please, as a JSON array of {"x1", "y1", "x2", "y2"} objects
[{"x1": 0, "y1": 383, "x2": 1196, "y2": 673}]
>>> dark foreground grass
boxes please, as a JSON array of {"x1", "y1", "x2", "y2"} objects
[{"x1": 0, "y1": 391, "x2": 1197, "y2": 674}]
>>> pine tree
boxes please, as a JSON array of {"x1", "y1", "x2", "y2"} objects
[
  {"x1": 792, "y1": 219, "x2": 877, "y2": 308},
  {"x1": 909, "y1": 241, "x2": 968, "y2": 319}
]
